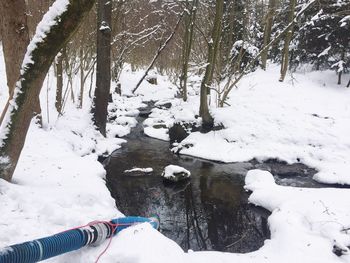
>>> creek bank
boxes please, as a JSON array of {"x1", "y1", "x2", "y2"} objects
[{"x1": 103, "y1": 103, "x2": 332, "y2": 253}]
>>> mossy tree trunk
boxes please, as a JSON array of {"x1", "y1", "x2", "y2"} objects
[
  {"x1": 0, "y1": 0, "x2": 96, "y2": 182},
  {"x1": 199, "y1": 0, "x2": 224, "y2": 131},
  {"x1": 92, "y1": 0, "x2": 112, "y2": 137}
]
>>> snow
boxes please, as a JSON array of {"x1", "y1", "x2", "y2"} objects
[
  {"x1": 161, "y1": 165, "x2": 191, "y2": 180},
  {"x1": 22, "y1": 0, "x2": 70, "y2": 69},
  {"x1": 118, "y1": 65, "x2": 178, "y2": 101},
  {"x1": 124, "y1": 167, "x2": 153, "y2": 174},
  {"x1": 232, "y1": 40, "x2": 259, "y2": 57},
  {"x1": 318, "y1": 46, "x2": 331, "y2": 57},
  {"x1": 173, "y1": 66, "x2": 350, "y2": 185},
  {"x1": 91, "y1": 169, "x2": 350, "y2": 263},
  {"x1": 1, "y1": 43, "x2": 350, "y2": 263},
  {"x1": 99, "y1": 21, "x2": 111, "y2": 32},
  {"x1": 0, "y1": 117, "x2": 125, "y2": 262},
  {"x1": 144, "y1": 126, "x2": 169, "y2": 141},
  {"x1": 244, "y1": 169, "x2": 350, "y2": 262},
  {"x1": 332, "y1": 60, "x2": 345, "y2": 73},
  {"x1": 340, "y1": 15, "x2": 350, "y2": 27}
]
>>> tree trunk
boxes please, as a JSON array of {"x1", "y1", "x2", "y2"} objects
[
  {"x1": 0, "y1": 0, "x2": 96, "y2": 182},
  {"x1": 279, "y1": 0, "x2": 296, "y2": 82},
  {"x1": 92, "y1": 0, "x2": 112, "y2": 137},
  {"x1": 337, "y1": 50, "x2": 345, "y2": 85},
  {"x1": 55, "y1": 50, "x2": 63, "y2": 114},
  {"x1": 0, "y1": 0, "x2": 29, "y2": 95},
  {"x1": 199, "y1": 0, "x2": 224, "y2": 131},
  {"x1": 180, "y1": 0, "x2": 198, "y2": 102},
  {"x1": 79, "y1": 48, "x2": 84, "y2": 108},
  {"x1": 338, "y1": 71, "x2": 342, "y2": 85},
  {"x1": 261, "y1": 0, "x2": 277, "y2": 70},
  {"x1": 0, "y1": 0, "x2": 42, "y2": 127}
]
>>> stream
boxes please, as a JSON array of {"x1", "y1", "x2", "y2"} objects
[{"x1": 104, "y1": 106, "x2": 322, "y2": 253}]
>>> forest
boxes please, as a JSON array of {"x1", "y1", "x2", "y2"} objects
[{"x1": 0, "y1": 0, "x2": 349, "y2": 262}]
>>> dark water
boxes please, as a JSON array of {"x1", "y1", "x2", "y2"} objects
[{"x1": 104, "y1": 108, "x2": 321, "y2": 253}]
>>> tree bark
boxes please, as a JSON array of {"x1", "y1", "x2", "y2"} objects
[
  {"x1": 0, "y1": 0, "x2": 96, "y2": 182},
  {"x1": 79, "y1": 47, "x2": 84, "y2": 108},
  {"x1": 55, "y1": 50, "x2": 64, "y2": 114},
  {"x1": 279, "y1": 0, "x2": 296, "y2": 82},
  {"x1": 261, "y1": 0, "x2": 277, "y2": 70},
  {"x1": 180, "y1": 0, "x2": 198, "y2": 102},
  {"x1": 0, "y1": 0, "x2": 42, "y2": 127},
  {"x1": 92, "y1": 0, "x2": 112, "y2": 137},
  {"x1": 0, "y1": 0, "x2": 29, "y2": 95},
  {"x1": 199, "y1": 0, "x2": 224, "y2": 131}
]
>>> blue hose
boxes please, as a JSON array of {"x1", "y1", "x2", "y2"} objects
[
  {"x1": 0, "y1": 216, "x2": 159, "y2": 263},
  {"x1": 111, "y1": 216, "x2": 159, "y2": 233}
]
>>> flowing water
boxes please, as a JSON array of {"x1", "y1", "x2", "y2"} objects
[{"x1": 104, "y1": 107, "x2": 321, "y2": 253}]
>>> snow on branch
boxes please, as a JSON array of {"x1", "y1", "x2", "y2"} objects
[{"x1": 22, "y1": 0, "x2": 70, "y2": 71}]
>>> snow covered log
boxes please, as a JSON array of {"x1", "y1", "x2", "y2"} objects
[{"x1": 0, "y1": 0, "x2": 96, "y2": 182}]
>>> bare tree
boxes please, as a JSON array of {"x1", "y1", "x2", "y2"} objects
[{"x1": 0, "y1": 0, "x2": 96, "y2": 182}]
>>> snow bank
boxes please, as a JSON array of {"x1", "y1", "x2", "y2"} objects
[
  {"x1": 177, "y1": 66, "x2": 350, "y2": 185},
  {"x1": 0, "y1": 115, "x2": 124, "y2": 262},
  {"x1": 244, "y1": 169, "x2": 350, "y2": 262},
  {"x1": 140, "y1": 66, "x2": 350, "y2": 185},
  {"x1": 118, "y1": 65, "x2": 178, "y2": 101}
]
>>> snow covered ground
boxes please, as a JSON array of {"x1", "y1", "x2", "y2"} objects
[
  {"x1": 144, "y1": 66, "x2": 350, "y2": 185},
  {"x1": 1, "y1": 52, "x2": 350, "y2": 263}
]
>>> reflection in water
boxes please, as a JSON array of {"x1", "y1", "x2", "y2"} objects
[{"x1": 105, "y1": 115, "x2": 270, "y2": 253}]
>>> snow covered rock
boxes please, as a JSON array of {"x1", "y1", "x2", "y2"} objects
[
  {"x1": 124, "y1": 167, "x2": 153, "y2": 176},
  {"x1": 169, "y1": 122, "x2": 198, "y2": 144},
  {"x1": 161, "y1": 165, "x2": 191, "y2": 182}
]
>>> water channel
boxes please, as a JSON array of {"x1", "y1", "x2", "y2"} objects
[{"x1": 104, "y1": 106, "x2": 322, "y2": 253}]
